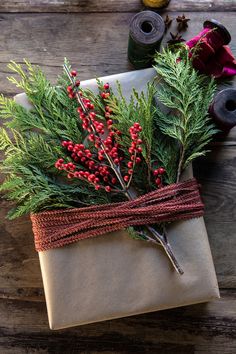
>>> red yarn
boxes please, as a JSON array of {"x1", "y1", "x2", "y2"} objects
[{"x1": 31, "y1": 178, "x2": 204, "y2": 252}]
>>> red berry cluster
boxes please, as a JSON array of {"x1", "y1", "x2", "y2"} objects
[
  {"x1": 153, "y1": 167, "x2": 166, "y2": 187},
  {"x1": 123, "y1": 123, "x2": 143, "y2": 183},
  {"x1": 55, "y1": 70, "x2": 146, "y2": 193},
  {"x1": 77, "y1": 105, "x2": 105, "y2": 137},
  {"x1": 55, "y1": 140, "x2": 119, "y2": 192},
  {"x1": 67, "y1": 70, "x2": 80, "y2": 99},
  {"x1": 104, "y1": 105, "x2": 113, "y2": 127},
  {"x1": 101, "y1": 83, "x2": 110, "y2": 99}
]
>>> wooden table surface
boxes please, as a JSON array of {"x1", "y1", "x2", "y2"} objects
[{"x1": 0, "y1": 1, "x2": 236, "y2": 353}]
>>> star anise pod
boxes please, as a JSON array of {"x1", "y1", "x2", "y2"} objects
[
  {"x1": 176, "y1": 14, "x2": 190, "y2": 31},
  {"x1": 164, "y1": 14, "x2": 173, "y2": 31},
  {"x1": 167, "y1": 32, "x2": 185, "y2": 45}
]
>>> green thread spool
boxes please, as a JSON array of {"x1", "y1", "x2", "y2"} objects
[{"x1": 128, "y1": 11, "x2": 165, "y2": 69}]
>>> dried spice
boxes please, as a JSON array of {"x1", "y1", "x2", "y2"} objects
[
  {"x1": 164, "y1": 14, "x2": 173, "y2": 31},
  {"x1": 167, "y1": 32, "x2": 185, "y2": 45},
  {"x1": 176, "y1": 14, "x2": 190, "y2": 31}
]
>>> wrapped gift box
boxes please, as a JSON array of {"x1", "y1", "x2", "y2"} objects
[{"x1": 15, "y1": 68, "x2": 220, "y2": 330}]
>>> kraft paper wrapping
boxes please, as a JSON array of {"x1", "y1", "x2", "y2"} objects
[{"x1": 15, "y1": 68, "x2": 220, "y2": 330}]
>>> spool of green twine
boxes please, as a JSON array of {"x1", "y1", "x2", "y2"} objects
[{"x1": 128, "y1": 11, "x2": 165, "y2": 69}]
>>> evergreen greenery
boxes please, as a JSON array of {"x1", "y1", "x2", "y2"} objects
[
  {"x1": 0, "y1": 47, "x2": 217, "y2": 219},
  {"x1": 0, "y1": 60, "x2": 109, "y2": 219},
  {"x1": 153, "y1": 47, "x2": 218, "y2": 183}
]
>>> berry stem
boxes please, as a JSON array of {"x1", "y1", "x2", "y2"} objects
[
  {"x1": 64, "y1": 64, "x2": 127, "y2": 193},
  {"x1": 63, "y1": 64, "x2": 183, "y2": 275},
  {"x1": 122, "y1": 184, "x2": 184, "y2": 275},
  {"x1": 126, "y1": 151, "x2": 137, "y2": 189}
]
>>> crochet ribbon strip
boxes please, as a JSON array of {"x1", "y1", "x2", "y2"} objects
[{"x1": 31, "y1": 178, "x2": 204, "y2": 252}]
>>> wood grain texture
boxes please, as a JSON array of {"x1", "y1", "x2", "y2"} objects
[
  {"x1": 0, "y1": 0, "x2": 236, "y2": 13},
  {"x1": 0, "y1": 5, "x2": 236, "y2": 353},
  {"x1": 0, "y1": 11, "x2": 235, "y2": 135},
  {"x1": 194, "y1": 146, "x2": 236, "y2": 288},
  {"x1": 0, "y1": 11, "x2": 235, "y2": 94},
  {"x1": 0, "y1": 290, "x2": 236, "y2": 353}
]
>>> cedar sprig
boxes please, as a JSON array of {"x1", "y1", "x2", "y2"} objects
[
  {"x1": 6, "y1": 60, "x2": 82, "y2": 142},
  {"x1": 153, "y1": 47, "x2": 218, "y2": 183},
  {"x1": 0, "y1": 60, "x2": 110, "y2": 219}
]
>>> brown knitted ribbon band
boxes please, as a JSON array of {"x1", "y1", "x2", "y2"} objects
[{"x1": 31, "y1": 178, "x2": 204, "y2": 252}]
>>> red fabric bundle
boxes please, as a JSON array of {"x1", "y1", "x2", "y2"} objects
[{"x1": 186, "y1": 27, "x2": 236, "y2": 78}]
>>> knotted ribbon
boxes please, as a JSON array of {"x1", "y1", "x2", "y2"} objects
[{"x1": 31, "y1": 178, "x2": 204, "y2": 252}]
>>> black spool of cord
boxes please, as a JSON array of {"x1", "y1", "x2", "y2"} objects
[
  {"x1": 209, "y1": 88, "x2": 236, "y2": 132},
  {"x1": 203, "y1": 19, "x2": 231, "y2": 45},
  {"x1": 128, "y1": 11, "x2": 165, "y2": 69}
]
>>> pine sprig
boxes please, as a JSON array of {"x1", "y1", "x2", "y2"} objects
[
  {"x1": 153, "y1": 47, "x2": 217, "y2": 182},
  {"x1": 0, "y1": 166, "x2": 102, "y2": 219},
  {"x1": 5, "y1": 60, "x2": 82, "y2": 142},
  {"x1": 0, "y1": 60, "x2": 110, "y2": 218}
]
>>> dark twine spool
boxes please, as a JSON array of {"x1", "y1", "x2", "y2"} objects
[
  {"x1": 128, "y1": 11, "x2": 165, "y2": 69},
  {"x1": 209, "y1": 89, "x2": 236, "y2": 132},
  {"x1": 204, "y1": 19, "x2": 231, "y2": 46}
]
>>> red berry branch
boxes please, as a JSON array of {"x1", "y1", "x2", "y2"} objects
[
  {"x1": 54, "y1": 64, "x2": 184, "y2": 275},
  {"x1": 55, "y1": 67, "x2": 148, "y2": 197},
  {"x1": 55, "y1": 74, "x2": 166, "y2": 193}
]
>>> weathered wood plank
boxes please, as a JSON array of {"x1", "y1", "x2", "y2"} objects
[
  {"x1": 0, "y1": 11, "x2": 235, "y2": 93},
  {"x1": 0, "y1": 12, "x2": 235, "y2": 134},
  {"x1": 0, "y1": 0, "x2": 236, "y2": 13},
  {"x1": 194, "y1": 146, "x2": 236, "y2": 288},
  {"x1": 0, "y1": 203, "x2": 43, "y2": 289},
  {"x1": 0, "y1": 290, "x2": 236, "y2": 353}
]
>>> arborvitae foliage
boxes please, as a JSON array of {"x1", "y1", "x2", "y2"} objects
[
  {"x1": 153, "y1": 47, "x2": 217, "y2": 183},
  {"x1": 0, "y1": 60, "x2": 109, "y2": 219}
]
